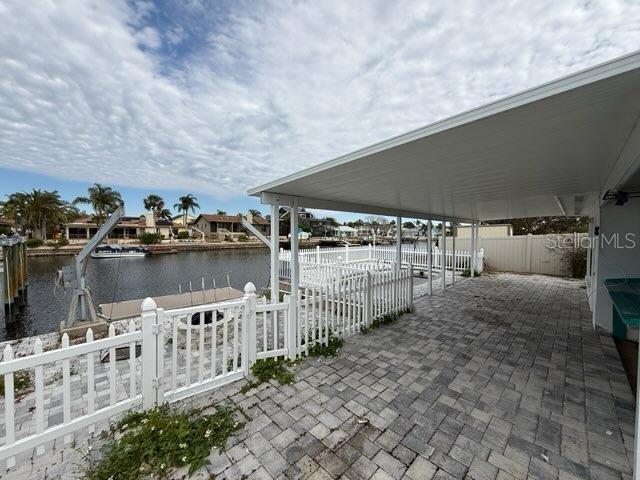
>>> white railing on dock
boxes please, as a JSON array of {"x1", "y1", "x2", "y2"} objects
[
  {"x1": 279, "y1": 244, "x2": 483, "y2": 275},
  {"x1": 0, "y1": 269, "x2": 413, "y2": 467}
]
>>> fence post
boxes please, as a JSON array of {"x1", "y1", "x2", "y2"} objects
[
  {"x1": 526, "y1": 233, "x2": 533, "y2": 273},
  {"x1": 141, "y1": 297, "x2": 158, "y2": 410},
  {"x1": 409, "y1": 264, "x2": 414, "y2": 310},
  {"x1": 368, "y1": 243, "x2": 372, "y2": 260},
  {"x1": 345, "y1": 243, "x2": 349, "y2": 262},
  {"x1": 244, "y1": 282, "x2": 257, "y2": 374},
  {"x1": 316, "y1": 245, "x2": 321, "y2": 263},
  {"x1": 365, "y1": 271, "x2": 372, "y2": 327},
  {"x1": 155, "y1": 308, "x2": 165, "y2": 405}
]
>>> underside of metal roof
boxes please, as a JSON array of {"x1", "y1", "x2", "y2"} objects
[{"x1": 249, "y1": 52, "x2": 640, "y2": 222}]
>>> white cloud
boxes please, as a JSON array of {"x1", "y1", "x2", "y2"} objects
[{"x1": 0, "y1": 0, "x2": 639, "y2": 199}]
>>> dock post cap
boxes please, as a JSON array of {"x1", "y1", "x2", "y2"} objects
[
  {"x1": 244, "y1": 282, "x2": 256, "y2": 294},
  {"x1": 141, "y1": 297, "x2": 157, "y2": 311}
]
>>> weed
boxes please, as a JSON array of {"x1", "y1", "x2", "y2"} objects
[
  {"x1": 0, "y1": 371, "x2": 32, "y2": 397},
  {"x1": 461, "y1": 269, "x2": 481, "y2": 278},
  {"x1": 241, "y1": 357, "x2": 295, "y2": 394},
  {"x1": 307, "y1": 333, "x2": 344, "y2": 358},
  {"x1": 85, "y1": 404, "x2": 242, "y2": 479}
]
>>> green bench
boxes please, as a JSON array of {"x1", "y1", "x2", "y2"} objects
[{"x1": 604, "y1": 278, "x2": 640, "y2": 340}]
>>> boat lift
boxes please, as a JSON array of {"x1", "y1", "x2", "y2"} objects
[{"x1": 61, "y1": 206, "x2": 125, "y2": 332}]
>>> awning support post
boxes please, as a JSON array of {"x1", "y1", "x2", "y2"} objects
[
  {"x1": 270, "y1": 204, "x2": 279, "y2": 304},
  {"x1": 396, "y1": 216, "x2": 402, "y2": 271},
  {"x1": 288, "y1": 202, "x2": 299, "y2": 359},
  {"x1": 471, "y1": 223, "x2": 476, "y2": 277},
  {"x1": 442, "y1": 220, "x2": 447, "y2": 291},
  {"x1": 452, "y1": 226, "x2": 456, "y2": 285},
  {"x1": 427, "y1": 219, "x2": 433, "y2": 295}
]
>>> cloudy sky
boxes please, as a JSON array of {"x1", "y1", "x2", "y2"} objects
[{"x1": 1, "y1": 0, "x2": 639, "y2": 218}]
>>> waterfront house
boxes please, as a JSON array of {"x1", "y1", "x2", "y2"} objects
[
  {"x1": 64, "y1": 214, "x2": 174, "y2": 242},
  {"x1": 191, "y1": 213, "x2": 269, "y2": 240},
  {"x1": 171, "y1": 214, "x2": 195, "y2": 233},
  {"x1": 334, "y1": 225, "x2": 358, "y2": 238}
]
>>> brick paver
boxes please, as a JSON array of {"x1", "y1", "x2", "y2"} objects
[{"x1": 2, "y1": 273, "x2": 634, "y2": 479}]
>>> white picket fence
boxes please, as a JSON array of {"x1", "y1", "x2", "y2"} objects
[
  {"x1": 0, "y1": 270, "x2": 412, "y2": 467},
  {"x1": 279, "y1": 245, "x2": 484, "y2": 277}
]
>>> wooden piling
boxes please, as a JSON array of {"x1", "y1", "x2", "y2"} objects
[{"x1": 1, "y1": 237, "x2": 28, "y2": 313}]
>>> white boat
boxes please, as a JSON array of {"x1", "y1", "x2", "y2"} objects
[{"x1": 90, "y1": 245, "x2": 148, "y2": 259}]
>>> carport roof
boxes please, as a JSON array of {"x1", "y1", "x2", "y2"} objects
[{"x1": 249, "y1": 52, "x2": 640, "y2": 222}]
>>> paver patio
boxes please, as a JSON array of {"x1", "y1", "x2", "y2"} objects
[{"x1": 4, "y1": 273, "x2": 635, "y2": 479}]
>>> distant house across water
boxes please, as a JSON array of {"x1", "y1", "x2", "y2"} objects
[
  {"x1": 191, "y1": 213, "x2": 270, "y2": 241},
  {"x1": 64, "y1": 213, "x2": 174, "y2": 242}
]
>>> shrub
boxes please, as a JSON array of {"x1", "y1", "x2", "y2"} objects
[
  {"x1": 85, "y1": 405, "x2": 242, "y2": 479},
  {"x1": 25, "y1": 238, "x2": 43, "y2": 248},
  {"x1": 139, "y1": 232, "x2": 163, "y2": 245},
  {"x1": 560, "y1": 243, "x2": 587, "y2": 278},
  {"x1": 238, "y1": 234, "x2": 249, "y2": 242},
  {"x1": 177, "y1": 231, "x2": 189, "y2": 240}
]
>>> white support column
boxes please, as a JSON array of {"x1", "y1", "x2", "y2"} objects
[
  {"x1": 288, "y1": 203, "x2": 299, "y2": 359},
  {"x1": 452, "y1": 226, "x2": 456, "y2": 285},
  {"x1": 471, "y1": 223, "x2": 476, "y2": 278},
  {"x1": 270, "y1": 204, "x2": 279, "y2": 304},
  {"x1": 441, "y1": 220, "x2": 447, "y2": 291},
  {"x1": 427, "y1": 219, "x2": 433, "y2": 295},
  {"x1": 396, "y1": 216, "x2": 402, "y2": 271}
]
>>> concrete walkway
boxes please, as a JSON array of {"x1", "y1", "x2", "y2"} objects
[{"x1": 4, "y1": 273, "x2": 635, "y2": 479}]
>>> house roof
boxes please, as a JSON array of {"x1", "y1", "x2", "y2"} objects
[{"x1": 249, "y1": 51, "x2": 640, "y2": 222}]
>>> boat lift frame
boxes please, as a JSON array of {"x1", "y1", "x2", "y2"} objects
[{"x1": 64, "y1": 206, "x2": 125, "y2": 327}]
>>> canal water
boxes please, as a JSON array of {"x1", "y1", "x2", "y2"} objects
[{"x1": 0, "y1": 250, "x2": 270, "y2": 341}]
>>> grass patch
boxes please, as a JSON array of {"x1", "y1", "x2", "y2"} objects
[
  {"x1": 460, "y1": 269, "x2": 481, "y2": 278},
  {"x1": 85, "y1": 404, "x2": 242, "y2": 479},
  {"x1": 0, "y1": 371, "x2": 32, "y2": 397}
]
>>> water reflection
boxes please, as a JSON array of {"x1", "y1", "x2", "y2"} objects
[{"x1": 1, "y1": 250, "x2": 270, "y2": 341}]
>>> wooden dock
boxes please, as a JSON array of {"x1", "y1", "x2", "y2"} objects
[{"x1": 98, "y1": 286, "x2": 244, "y2": 320}]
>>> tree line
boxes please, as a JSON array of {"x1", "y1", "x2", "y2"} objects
[{"x1": 0, "y1": 183, "x2": 202, "y2": 240}]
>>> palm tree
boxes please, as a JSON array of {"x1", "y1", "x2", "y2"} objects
[
  {"x1": 158, "y1": 208, "x2": 173, "y2": 220},
  {"x1": 73, "y1": 183, "x2": 123, "y2": 226},
  {"x1": 2, "y1": 190, "x2": 69, "y2": 240},
  {"x1": 173, "y1": 194, "x2": 200, "y2": 227},
  {"x1": 143, "y1": 194, "x2": 165, "y2": 217},
  {"x1": 216, "y1": 209, "x2": 227, "y2": 215},
  {"x1": 248, "y1": 209, "x2": 261, "y2": 217}
]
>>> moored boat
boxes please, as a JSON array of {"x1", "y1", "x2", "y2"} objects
[{"x1": 90, "y1": 244, "x2": 148, "y2": 258}]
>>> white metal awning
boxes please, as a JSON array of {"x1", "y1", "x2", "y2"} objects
[{"x1": 249, "y1": 52, "x2": 640, "y2": 222}]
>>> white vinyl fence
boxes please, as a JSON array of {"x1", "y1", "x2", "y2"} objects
[
  {"x1": 0, "y1": 270, "x2": 413, "y2": 467},
  {"x1": 452, "y1": 233, "x2": 587, "y2": 276},
  {"x1": 280, "y1": 244, "x2": 484, "y2": 278}
]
